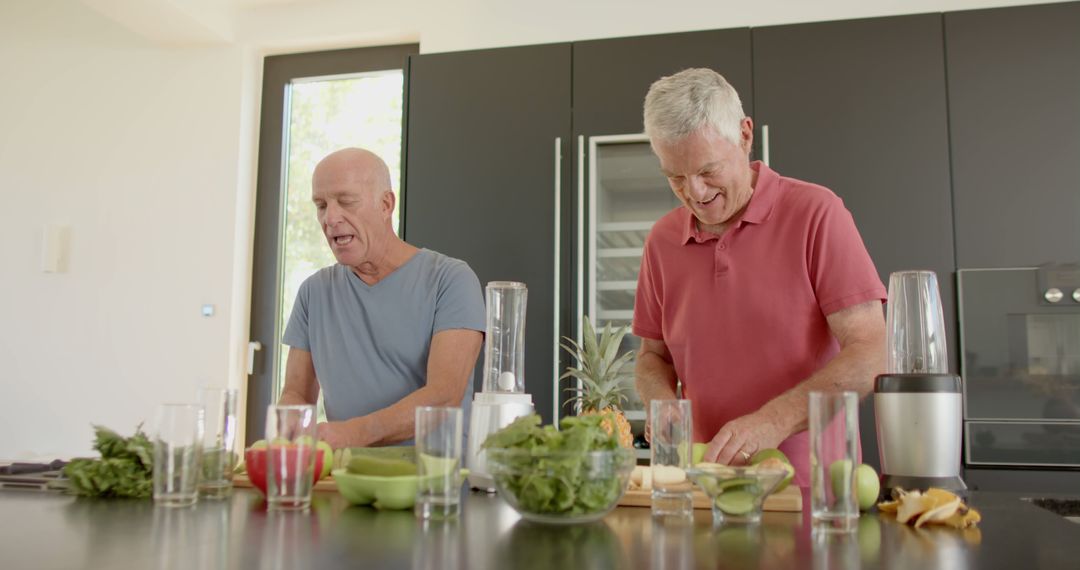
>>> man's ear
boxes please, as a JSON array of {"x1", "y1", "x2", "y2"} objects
[
  {"x1": 381, "y1": 190, "x2": 396, "y2": 218},
  {"x1": 740, "y1": 116, "x2": 754, "y2": 155}
]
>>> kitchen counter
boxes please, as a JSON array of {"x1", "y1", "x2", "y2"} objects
[{"x1": 2, "y1": 487, "x2": 1078, "y2": 569}]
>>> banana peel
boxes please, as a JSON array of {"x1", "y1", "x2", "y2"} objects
[{"x1": 878, "y1": 487, "x2": 981, "y2": 529}]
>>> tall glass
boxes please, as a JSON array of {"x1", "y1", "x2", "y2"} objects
[
  {"x1": 198, "y1": 386, "x2": 239, "y2": 499},
  {"x1": 809, "y1": 391, "x2": 860, "y2": 533},
  {"x1": 153, "y1": 403, "x2": 205, "y2": 507},
  {"x1": 650, "y1": 399, "x2": 694, "y2": 519},
  {"x1": 265, "y1": 404, "x2": 318, "y2": 511},
  {"x1": 415, "y1": 406, "x2": 464, "y2": 520}
]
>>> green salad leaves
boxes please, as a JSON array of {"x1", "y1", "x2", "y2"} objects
[
  {"x1": 64, "y1": 425, "x2": 154, "y2": 499},
  {"x1": 482, "y1": 414, "x2": 630, "y2": 517}
]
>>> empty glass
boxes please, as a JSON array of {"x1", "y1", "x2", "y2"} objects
[
  {"x1": 153, "y1": 403, "x2": 205, "y2": 507},
  {"x1": 265, "y1": 404, "x2": 318, "y2": 511},
  {"x1": 650, "y1": 399, "x2": 694, "y2": 519},
  {"x1": 809, "y1": 391, "x2": 860, "y2": 533},
  {"x1": 198, "y1": 386, "x2": 239, "y2": 499},
  {"x1": 415, "y1": 406, "x2": 464, "y2": 520}
]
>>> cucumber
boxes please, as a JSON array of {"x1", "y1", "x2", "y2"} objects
[
  {"x1": 346, "y1": 455, "x2": 417, "y2": 477},
  {"x1": 716, "y1": 489, "x2": 756, "y2": 515}
]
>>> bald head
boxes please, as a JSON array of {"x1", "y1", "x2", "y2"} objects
[{"x1": 312, "y1": 147, "x2": 393, "y2": 198}]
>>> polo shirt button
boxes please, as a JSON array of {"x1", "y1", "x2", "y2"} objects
[{"x1": 719, "y1": 243, "x2": 727, "y2": 250}]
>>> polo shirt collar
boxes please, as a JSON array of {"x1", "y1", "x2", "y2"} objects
[{"x1": 681, "y1": 161, "x2": 779, "y2": 244}]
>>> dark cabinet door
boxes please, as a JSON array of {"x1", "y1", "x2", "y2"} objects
[
  {"x1": 945, "y1": 2, "x2": 1080, "y2": 269},
  {"x1": 573, "y1": 29, "x2": 753, "y2": 138},
  {"x1": 752, "y1": 14, "x2": 956, "y2": 470},
  {"x1": 404, "y1": 45, "x2": 572, "y2": 423}
]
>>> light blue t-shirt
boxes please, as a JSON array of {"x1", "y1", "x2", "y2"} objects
[{"x1": 283, "y1": 249, "x2": 485, "y2": 429}]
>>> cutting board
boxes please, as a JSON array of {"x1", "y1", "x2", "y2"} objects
[
  {"x1": 618, "y1": 485, "x2": 802, "y2": 512},
  {"x1": 232, "y1": 474, "x2": 339, "y2": 492}
]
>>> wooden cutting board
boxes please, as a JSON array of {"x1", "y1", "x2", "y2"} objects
[{"x1": 618, "y1": 485, "x2": 802, "y2": 512}]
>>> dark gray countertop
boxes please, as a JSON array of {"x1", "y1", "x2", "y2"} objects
[{"x1": 2, "y1": 486, "x2": 1077, "y2": 569}]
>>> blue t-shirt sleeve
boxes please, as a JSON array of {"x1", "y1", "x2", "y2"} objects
[
  {"x1": 433, "y1": 261, "x2": 485, "y2": 334},
  {"x1": 282, "y1": 278, "x2": 312, "y2": 351}
]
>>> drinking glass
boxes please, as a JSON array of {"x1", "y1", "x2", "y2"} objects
[
  {"x1": 415, "y1": 406, "x2": 464, "y2": 520},
  {"x1": 153, "y1": 403, "x2": 205, "y2": 507},
  {"x1": 809, "y1": 391, "x2": 860, "y2": 533},
  {"x1": 265, "y1": 404, "x2": 318, "y2": 511},
  {"x1": 650, "y1": 399, "x2": 694, "y2": 519},
  {"x1": 198, "y1": 386, "x2": 239, "y2": 499}
]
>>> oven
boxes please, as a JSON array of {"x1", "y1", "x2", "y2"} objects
[{"x1": 959, "y1": 264, "x2": 1080, "y2": 468}]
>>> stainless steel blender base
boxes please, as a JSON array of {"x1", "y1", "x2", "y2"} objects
[{"x1": 880, "y1": 473, "x2": 968, "y2": 498}]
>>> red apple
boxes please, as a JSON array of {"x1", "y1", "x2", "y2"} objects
[{"x1": 245, "y1": 446, "x2": 325, "y2": 497}]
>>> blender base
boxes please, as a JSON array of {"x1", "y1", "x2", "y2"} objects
[{"x1": 881, "y1": 473, "x2": 968, "y2": 498}]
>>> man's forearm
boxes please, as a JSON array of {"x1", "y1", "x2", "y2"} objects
[
  {"x1": 278, "y1": 387, "x2": 316, "y2": 406},
  {"x1": 635, "y1": 351, "x2": 679, "y2": 407},
  {"x1": 757, "y1": 337, "x2": 883, "y2": 439},
  {"x1": 331, "y1": 384, "x2": 465, "y2": 447}
]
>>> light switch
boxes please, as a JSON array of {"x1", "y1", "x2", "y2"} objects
[
  {"x1": 202, "y1": 304, "x2": 215, "y2": 317},
  {"x1": 41, "y1": 224, "x2": 70, "y2": 273}
]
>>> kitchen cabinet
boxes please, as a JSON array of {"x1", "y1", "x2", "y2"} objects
[
  {"x1": 945, "y1": 2, "x2": 1080, "y2": 269},
  {"x1": 404, "y1": 44, "x2": 572, "y2": 424},
  {"x1": 568, "y1": 30, "x2": 753, "y2": 424},
  {"x1": 752, "y1": 13, "x2": 956, "y2": 470},
  {"x1": 572, "y1": 30, "x2": 753, "y2": 138}
]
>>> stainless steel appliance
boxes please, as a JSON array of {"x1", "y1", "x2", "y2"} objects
[
  {"x1": 875, "y1": 270, "x2": 967, "y2": 493},
  {"x1": 466, "y1": 281, "x2": 535, "y2": 491},
  {"x1": 959, "y1": 265, "x2": 1080, "y2": 468}
]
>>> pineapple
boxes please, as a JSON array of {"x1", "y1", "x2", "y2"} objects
[{"x1": 561, "y1": 316, "x2": 636, "y2": 448}]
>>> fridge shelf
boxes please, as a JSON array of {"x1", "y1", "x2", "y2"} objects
[{"x1": 597, "y1": 247, "x2": 644, "y2": 258}]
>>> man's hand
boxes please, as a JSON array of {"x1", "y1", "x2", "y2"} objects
[
  {"x1": 701, "y1": 412, "x2": 786, "y2": 465},
  {"x1": 316, "y1": 421, "x2": 357, "y2": 449}
]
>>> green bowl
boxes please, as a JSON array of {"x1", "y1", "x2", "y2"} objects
[{"x1": 332, "y1": 468, "x2": 469, "y2": 510}]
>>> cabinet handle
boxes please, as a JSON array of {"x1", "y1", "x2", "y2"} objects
[
  {"x1": 246, "y1": 341, "x2": 263, "y2": 376},
  {"x1": 553, "y1": 137, "x2": 562, "y2": 423},
  {"x1": 762, "y1": 124, "x2": 771, "y2": 166},
  {"x1": 574, "y1": 135, "x2": 587, "y2": 417}
]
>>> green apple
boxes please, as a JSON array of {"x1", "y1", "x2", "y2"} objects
[
  {"x1": 692, "y1": 443, "x2": 708, "y2": 465},
  {"x1": 749, "y1": 448, "x2": 789, "y2": 465},
  {"x1": 249, "y1": 439, "x2": 267, "y2": 450},
  {"x1": 829, "y1": 459, "x2": 854, "y2": 499},
  {"x1": 750, "y1": 448, "x2": 794, "y2": 492},
  {"x1": 854, "y1": 464, "x2": 880, "y2": 510},
  {"x1": 829, "y1": 460, "x2": 880, "y2": 511},
  {"x1": 316, "y1": 440, "x2": 334, "y2": 479}
]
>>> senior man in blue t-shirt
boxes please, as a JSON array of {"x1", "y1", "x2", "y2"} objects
[{"x1": 279, "y1": 147, "x2": 485, "y2": 448}]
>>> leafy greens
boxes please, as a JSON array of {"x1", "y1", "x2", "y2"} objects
[
  {"x1": 482, "y1": 413, "x2": 628, "y2": 517},
  {"x1": 63, "y1": 425, "x2": 154, "y2": 499}
]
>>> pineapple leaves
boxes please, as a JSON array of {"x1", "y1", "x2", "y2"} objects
[{"x1": 559, "y1": 315, "x2": 634, "y2": 411}]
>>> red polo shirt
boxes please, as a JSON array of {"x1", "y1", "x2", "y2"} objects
[{"x1": 633, "y1": 161, "x2": 885, "y2": 485}]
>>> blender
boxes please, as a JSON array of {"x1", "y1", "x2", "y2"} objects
[
  {"x1": 466, "y1": 281, "x2": 535, "y2": 491},
  {"x1": 874, "y1": 270, "x2": 967, "y2": 494}
]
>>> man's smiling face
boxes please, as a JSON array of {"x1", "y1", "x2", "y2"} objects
[{"x1": 652, "y1": 121, "x2": 755, "y2": 232}]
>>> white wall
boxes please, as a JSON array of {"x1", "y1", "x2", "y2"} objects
[
  {"x1": 0, "y1": 0, "x2": 1066, "y2": 459},
  {"x1": 0, "y1": 0, "x2": 249, "y2": 459}
]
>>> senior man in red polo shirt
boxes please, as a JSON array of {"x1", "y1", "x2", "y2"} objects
[{"x1": 633, "y1": 68, "x2": 887, "y2": 487}]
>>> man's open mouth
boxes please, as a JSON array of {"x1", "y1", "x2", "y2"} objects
[
  {"x1": 698, "y1": 195, "x2": 718, "y2": 206},
  {"x1": 333, "y1": 235, "x2": 354, "y2": 245}
]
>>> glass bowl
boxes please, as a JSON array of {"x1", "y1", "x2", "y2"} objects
[
  {"x1": 686, "y1": 463, "x2": 787, "y2": 525},
  {"x1": 485, "y1": 447, "x2": 636, "y2": 524}
]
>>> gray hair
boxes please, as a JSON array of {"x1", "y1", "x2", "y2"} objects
[{"x1": 643, "y1": 68, "x2": 745, "y2": 145}]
